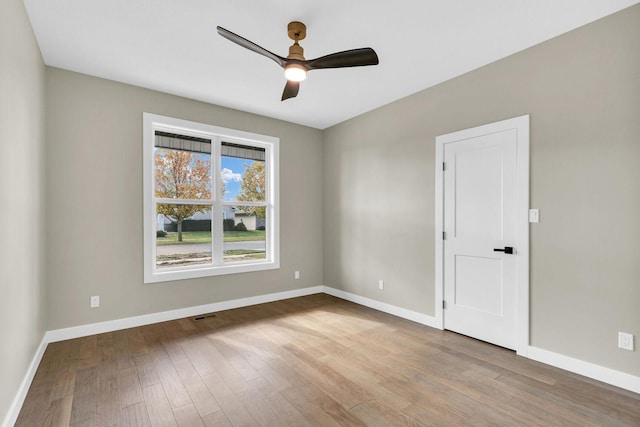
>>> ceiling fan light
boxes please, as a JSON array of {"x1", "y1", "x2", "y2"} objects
[{"x1": 284, "y1": 64, "x2": 306, "y2": 82}]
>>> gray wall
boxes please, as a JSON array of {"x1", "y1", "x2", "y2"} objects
[
  {"x1": 0, "y1": 0, "x2": 47, "y2": 421},
  {"x1": 324, "y1": 5, "x2": 640, "y2": 376},
  {"x1": 45, "y1": 68, "x2": 324, "y2": 330}
]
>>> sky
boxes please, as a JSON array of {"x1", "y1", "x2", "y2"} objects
[{"x1": 221, "y1": 156, "x2": 252, "y2": 201}]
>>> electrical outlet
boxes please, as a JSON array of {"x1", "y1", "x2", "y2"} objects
[
  {"x1": 378, "y1": 280, "x2": 384, "y2": 290},
  {"x1": 529, "y1": 209, "x2": 540, "y2": 223},
  {"x1": 618, "y1": 332, "x2": 634, "y2": 351},
  {"x1": 90, "y1": 295, "x2": 100, "y2": 308},
  {"x1": 294, "y1": 271, "x2": 300, "y2": 280}
]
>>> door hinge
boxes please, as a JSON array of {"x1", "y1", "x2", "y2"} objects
[
  {"x1": 442, "y1": 162, "x2": 446, "y2": 171},
  {"x1": 443, "y1": 300, "x2": 447, "y2": 309},
  {"x1": 442, "y1": 231, "x2": 447, "y2": 240}
]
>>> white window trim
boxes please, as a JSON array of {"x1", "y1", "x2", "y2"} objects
[{"x1": 143, "y1": 113, "x2": 280, "y2": 283}]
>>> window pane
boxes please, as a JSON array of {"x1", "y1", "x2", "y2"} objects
[
  {"x1": 223, "y1": 205, "x2": 266, "y2": 263},
  {"x1": 154, "y1": 147, "x2": 212, "y2": 200},
  {"x1": 221, "y1": 142, "x2": 265, "y2": 202},
  {"x1": 156, "y1": 204, "x2": 212, "y2": 269}
]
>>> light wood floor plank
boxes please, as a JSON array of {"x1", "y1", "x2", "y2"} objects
[
  {"x1": 200, "y1": 371, "x2": 256, "y2": 427},
  {"x1": 142, "y1": 382, "x2": 178, "y2": 427},
  {"x1": 282, "y1": 380, "x2": 367, "y2": 426},
  {"x1": 134, "y1": 354, "x2": 161, "y2": 388},
  {"x1": 172, "y1": 403, "x2": 205, "y2": 427},
  {"x1": 247, "y1": 376, "x2": 310, "y2": 426},
  {"x1": 69, "y1": 366, "x2": 97, "y2": 426},
  {"x1": 146, "y1": 338, "x2": 193, "y2": 409},
  {"x1": 96, "y1": 359, "x2": 120, "y2": 426},
  {"x1": 117, "y1": 366, "x2": 144, "y2": 409},
  {"x1": 113, "y1": 330, "x2": 133, "y2": 372},
  {"x1": 179, "y1": 336, "x2": 215, "y2": 377},
  {"x1": 201, "y1": 410, "x2": 232, "y2": 427},
  {"x1": 41, "y1": 395, "x2": 73, "y2": 427},
  {"x1": 96, "y1": 331, "x2": 121, "y2": 427},
  {"x1": 349, "y1": 399, "x2": 421, "y2": 427},
  {"x1": 232, "y1": 376, "x2": 284, "y2": 426},
  {"x1": 120, "y1": 402, "x2": 151, "y2": 427}
]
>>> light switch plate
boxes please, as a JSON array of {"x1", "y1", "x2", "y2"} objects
[{"x1": 529, "y1": 209, "x2": 540, "y2": 223}]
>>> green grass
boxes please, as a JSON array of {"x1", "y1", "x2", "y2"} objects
[
  {"x1": 223, "y1": 230, "x2": 265, "y2": 242},
  {"x1": 157, "y1": 231, "x2": 211, "y2": 245},
  {"x1": 157, "y1": 230, "x2": 265, "y2": 245}
]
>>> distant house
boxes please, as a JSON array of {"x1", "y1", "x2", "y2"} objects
[
  {"x1": 234, "y1": 211, "x2": 265, "y2": 230},
  {"x1": 228, "y1": 206, "x2": 264, "y2": 230}
]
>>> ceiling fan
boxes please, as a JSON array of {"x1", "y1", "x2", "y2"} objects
[{"x1": 217, "y1": 21, "x2": 379, "y2": 101}]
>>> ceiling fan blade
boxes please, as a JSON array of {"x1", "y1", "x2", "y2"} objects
[
  {"x1": 305, "y1": 48, "x2": 379, "y2": 70},
  {"x1": 281, "y1": 80, "x2": 300, "y2": 101},
  {"x1": 217, "y1": 26, "x2": 286, "y2": 68}
]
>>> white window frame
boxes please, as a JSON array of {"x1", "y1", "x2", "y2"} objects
[{"x1": 143, "y1": 113, "x2": 279, "y2": 283}]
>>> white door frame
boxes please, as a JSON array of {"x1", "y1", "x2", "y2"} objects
[{"x1": 434, "y1": 115, "x2": 530, "y2": 357}]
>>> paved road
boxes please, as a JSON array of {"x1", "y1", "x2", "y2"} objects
[
  {"x1": 156, "y1": 240, "x2": 265, "y2": 255},
  {"x1": 224, "y1": 241, "x2": 265, "y2": 251}
]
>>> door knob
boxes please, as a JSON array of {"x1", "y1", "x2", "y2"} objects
[{"x1": 493, "y1": 246, "x2": 514, "y2": 254}]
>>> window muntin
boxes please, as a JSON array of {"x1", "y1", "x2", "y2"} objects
[{"x1": 144, "y1": 113, "x2": 279, "y2": 283}]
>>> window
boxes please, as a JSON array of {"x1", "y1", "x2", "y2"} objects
[{"x1": 143, "y1": 113, "x2": 279, "y2": 283}]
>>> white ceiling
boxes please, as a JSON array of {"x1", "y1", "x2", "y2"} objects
[{"x1": 24, "y1": 0, "x2": 639, "y2": 129}]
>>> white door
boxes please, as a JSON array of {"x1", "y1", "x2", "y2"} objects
[{"x1": 437, "y1": 116, "x2": 529, "y2": 351}]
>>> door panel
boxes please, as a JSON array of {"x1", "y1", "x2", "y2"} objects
[
  {"x1": 454, "y1": 143, "x2": 504, "y2": 240},
  {"x1": 443, "y1": 129, "x2": 518, "y2": 350},
  {"x1": 454, "y1": 255, "x2": 503, "y2": 315}
]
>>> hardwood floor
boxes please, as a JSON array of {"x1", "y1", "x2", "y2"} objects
[{"x1": 16, "y1": 294, "x2": 640, "y2": 426}]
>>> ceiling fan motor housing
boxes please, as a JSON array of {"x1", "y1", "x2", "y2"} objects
[{"x1": 287, "y1": 21, "x2": 306, "y2": 41}]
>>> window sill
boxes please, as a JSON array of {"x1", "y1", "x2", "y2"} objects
[{"x1": 144, "y1": 259, "x2": 280, "y2": 284}]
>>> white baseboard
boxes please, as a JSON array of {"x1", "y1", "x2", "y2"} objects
[
  {"x1": 2, "y1": 336, "x2": 48, "y2": 427},
  {"x1": 45, "y1": 286, "x2": 324, "y2": 343},
  {"x1": 45, "y1": 285, "x2": 436, "y2": 344},
  {"x1": 527, "y1": 346, "x2": 640, "y2": 394},
  {"x1": 322, "y1": 286, "x2": 438, "y2": 328}
]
